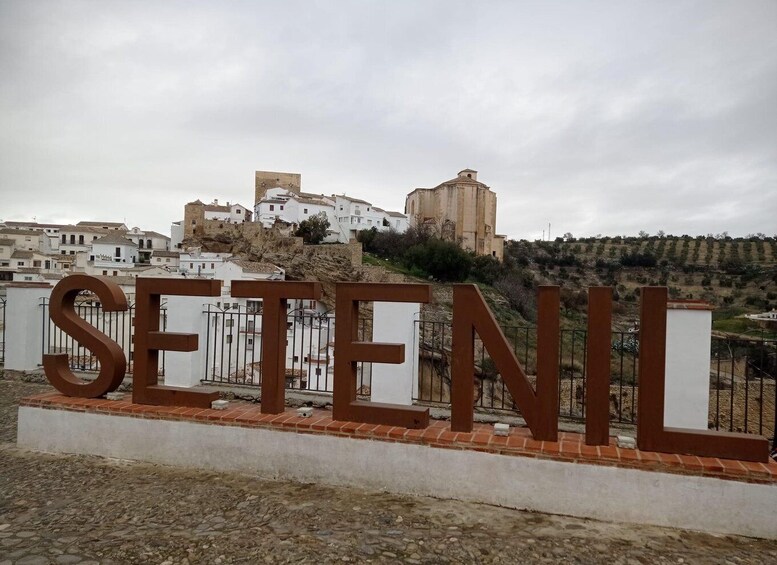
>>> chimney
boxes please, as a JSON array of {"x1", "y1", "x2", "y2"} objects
[{"x1": 213, "y1": 199, "x2": 218, "y2": 205}]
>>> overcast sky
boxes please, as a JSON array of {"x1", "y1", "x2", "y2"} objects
[{"x1": 1, "y1": 1, "x2": 775, "y2": 240}]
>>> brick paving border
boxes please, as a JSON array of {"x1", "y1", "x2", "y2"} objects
[{"x1": 20, "y1": 393, "x2": 777, "y2": 484}]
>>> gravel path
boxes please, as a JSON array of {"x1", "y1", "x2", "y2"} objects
[{"x1": 1, "y1": 377, "x2": 775, "y2": 564}]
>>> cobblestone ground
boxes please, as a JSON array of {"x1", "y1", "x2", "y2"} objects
[{"x1": 1, "y1": 377, "x2": 776, "y2": 564}]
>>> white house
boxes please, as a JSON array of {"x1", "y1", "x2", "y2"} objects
[
  {"x1": 170, "y1": 221, "x2": 184, "y2": 250},
  {"x1": 0, "y1": 228, "x2": 51, "y2": 253},
  {"x1": 59, "y1": 225, "x2": 112, "y2": 256},
  {"x1": 179, "y1": 251, "x2": 232, "y2": 277},
  {"x1": 90, "y1": 232, "x2": 138, "y2": 267},
  {"x1": 333, "y1": 195, "x2": 408, "y2": 242},
  {"x1": 3, "y1": 222, "x2": 64, "y2": 251},
  {"x1": 255, "y1": 188, "x2": 341, "y2": 242},
  {"x1": 124, "y1": 227, "x2": 170, "y2": 263},
  {"x1": 255, "y1": 189, "x2": 408, "y2": 244},
  {"x1": 151, "y1": 250, "x2": 181, "y2": 270},
  {"x1": 203, "y1": 200, "x2": 252, "y2": 224}
]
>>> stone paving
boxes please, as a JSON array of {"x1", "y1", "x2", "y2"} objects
[{"x1": 1, "y1": 377, "x2": 776, "y2": 564}]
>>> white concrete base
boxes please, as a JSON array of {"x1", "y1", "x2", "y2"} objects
[{"x1": 17, "y1": 406, "x2": 777, "y2": 540}]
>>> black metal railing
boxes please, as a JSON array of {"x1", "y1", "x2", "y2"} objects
[
  {"x1": 0, "y1": 297, "x2": 6, "y2": 364},
  {"x1": 201, "y1": 306, "x2": 371, "y2": 394},
  {"x1": 413, "y1": 320, "x2": 775, "y2": 444},
  {"x1": 40, "y1": 298, "x2": 167, "y2": 375}
]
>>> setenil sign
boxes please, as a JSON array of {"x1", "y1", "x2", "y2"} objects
[{"x1": 42, "y1": 275, "x2": 769, "y2": 462}]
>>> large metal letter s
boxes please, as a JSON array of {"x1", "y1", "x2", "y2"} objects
[{"x1": 43, "y1": 275, "x2": 128, "y2": 398}]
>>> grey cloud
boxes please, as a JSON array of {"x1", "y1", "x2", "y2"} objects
[{"x1": 1, "y1": 0, "x2": 775, "y2": 239}]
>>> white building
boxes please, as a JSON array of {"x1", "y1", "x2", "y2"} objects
[
  {"x1": 2, "y1": 222, "x2": 64, "y2": 251},
  {"x1": 0, "y1": 228, "x2": 51, "y2": 253},
  {"x1": 170, "y1": 221, "x2": 184, "y2": 250},
  {"x1": 203, "y1": 200, "x2": 253, "y2": 224},
  {"x1": 60, "y1": 225, "x2": 110, "y2": 256},
  {"x1": 179, "y1": 251, "x2": 232, "y2": 277},
  {"x1": 151, "y1": 250, "x2": 181, "y2": 270},
  {"x1": 255, "y1": 189, "x2": 409, "y2": 244},
  {"x1": 90, "y1": 232, "x2": 139, "y2": 268},
  {"x1": 124, "y1": 227, "x2": 170, "y2": 264},
  {"x1": 255, "y1": 188, "x2": 342, "y2": 242}
]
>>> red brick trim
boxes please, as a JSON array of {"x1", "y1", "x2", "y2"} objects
[{"x1": 19, "y1": 393, "x2": 777, "y2": 484}]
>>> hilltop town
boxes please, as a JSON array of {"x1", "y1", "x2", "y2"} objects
[{"x1": 2, "y1": 168, "x2": 776, "y2": 337}]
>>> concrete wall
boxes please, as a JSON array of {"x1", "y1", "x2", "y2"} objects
[
  {"x1": 18, "y1": 407, "x2": 777, "y2": 540},
  {"x1": 4, "y1": 283, "x2": 52, "y2": 371},
  {"x1": 371, "y1": 301, "x2": 420, "y2": 404},
  {"x1": 665, "y1": 306, "x2": 713, "y2": 429}
]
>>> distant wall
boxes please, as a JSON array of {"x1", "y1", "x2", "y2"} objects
[
  {"x1": 306, "y1": 242, "x2": 362, "y2": 268},
  {"x1": 255, "y1": 171, "x2": 301, "y2": 204}
]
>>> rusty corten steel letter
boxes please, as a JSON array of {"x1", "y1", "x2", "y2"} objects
[
  {"x1": 451, "y1": 285, "x2": 560, "y2": 439},
  {"x1": 231, "y1": 280, "x2": 322, "y2": 414},
  {"x1": 637, "y1": 287, "x2": 768, "y2": 462},
  {"x1": 333, "y1": 283, "x2": 432, "y2": 428},
  {"x1": 133, "y1": 277, "x2": 221, "y2": 408},
  {"x1": 43, "y1": 275, "x2": 128, "y2": 398},
  {"x1": 585, "y1": 287, "x2": 612, "y2": 446}
]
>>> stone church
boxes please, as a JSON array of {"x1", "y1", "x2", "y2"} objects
[{"x1": 405, "y1": 169, "x2": 505, "y2": 260}]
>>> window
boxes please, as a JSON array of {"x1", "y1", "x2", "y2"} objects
[
  {"x1": 303, "y1": 208, "x2": 308, "y2": 214},
  {"x1": 270, "y1": 205, "x2": 274, "y2": 211},
  {"x1": 24, "y1": 276, "x2": 33, "y2": 281},
  {"x1": 246, "y1": 337, "x2": 253, "y2": 350},
  {"x1": 293, "y1": 356, "x2": 299, "y2": 363},
  {"x1": 33, "y1": 260, "x2": 41, "y2": 267},
  {"x1": 165, "y1": 258, "x2": 170, "y2": 263},
  {"x1": 146, "y1": 239, "x2": 151, "y2": 248},
  {"x1": 315, "y1": 368, "x2": 321, "y2": 376},
  {"x1": 93, "y1": 236, "x2": 97, "y2": 240},
  {"x1": 61, "y1": 234, "x2": 66, "y2": 243},
  {"x1": 103, "y1": 270, "x2": 108, "y2": 275},
  {"x1": 226, "y1": 335, "x2": 233, "y2": 344},
  {"x1": 78, "y1": 235, "x2": 84, "y2": 244},
  {"x1": 113, "y1": 271, "x2": 118, "y2": 276},
  {"x1": 280, "y1": 205, "x2": 284, "y2": 211},
  {"x1": 232, "y1": 302, "x2": 238, "y2": 309},
  {"x1": 236, "y1": 209, "x2": 242, "y2": 214},
  {"x1": 191, "y1": 219, "x2": 196, "y2": 225},
  {"x1": 210, "y1": 263, "x2": 214, "y2": 269},
  {"x1": 16, "y1": 261, "x2": 24, "y2": 266},
  {"x1": 69, "y1": 251, "x2": 74, "y2": 255},
  {"x1": 190, "y1": 263, "x2": 194, "y2": 269},
  {"x1": 139, "y1": 240, "x2": 144, "y2": 248},
  {"x1": 69, "y1": 235, "x2": 75, "y2": 244}
]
